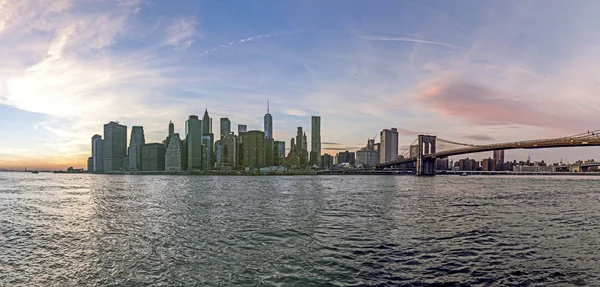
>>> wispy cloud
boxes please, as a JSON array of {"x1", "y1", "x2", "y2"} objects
[
  {"x1": 163, "y1": 17, "x2": 199, "y2": 50},
  {"x1": 322, "y1": 142, "x2": 341, "y2": 145},
  {"x1": 362, "y1": 35, "x2": 458, "y2": 49},
  {"x1": 282, "y1": 109, "x2": 308, "y2": 116},
  {"x1": 200, "y1": 31, "x2": 296, "y2": 56}
]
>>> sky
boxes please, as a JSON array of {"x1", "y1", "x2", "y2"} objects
[{"x1": 2, "y1": 0, "x2": 600, "y2": 170}]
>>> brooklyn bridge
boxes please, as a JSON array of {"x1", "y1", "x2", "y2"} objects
[{"x1": 377, "y1": 130, "x2": 600, "y2": 176}]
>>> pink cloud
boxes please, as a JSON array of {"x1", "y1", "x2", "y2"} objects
[{"x1": 413, "y1": 80, "x2": 595, "y2": 133}]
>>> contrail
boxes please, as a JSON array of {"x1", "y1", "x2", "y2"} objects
[
  {"x1": 200, "y1": 31, "x2": 297, "y2": 56},
  {"x1": 361, "y1": 35, "x2": 459, "y2": 49}
]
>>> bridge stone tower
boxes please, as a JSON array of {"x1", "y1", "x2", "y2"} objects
[{"x1": 416, "y1": 135, "x2": 436, "y2": 176}]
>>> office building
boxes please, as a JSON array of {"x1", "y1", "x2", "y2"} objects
[
  {"x1": 165, "y1": 133, "x2": 183, "y2": 172},
  {"x1": 310, "y1": 116, "x2": 321, "y2": 166},
  {"x1": 128, "y1": 126, "x2": 145, "y2": 171},
  {"x1": 103, "y1": 121, "x2": 127, "y2": 172},
  {"x1": 275, "y1": 141, "x2": 285, "y2": 165},
  {"x1": 265, "y1": 137, "x2": 275, "y2": 166},
  {"x1": 186, "y1": 115, "x2": 204, "y2": 171},
  {"x1": 380, "y1": 128, "x2": 399, "y2": 164},
  {"x1": 356, "y1": 149, "x2": 379, "y2": 167},
  {"x1": 242, "y1": 130, "x2": 266, "y2": 169},
  {"x1": 141, "y1": 143, "x2": 165, "y2": 171},
  {"x1": 456, "y1": 158, "x2": 479, "y2": 171},
  {"x1": 296, "y1": 127, "x2": 303, "y2": 154},
  {"x1": 436, "y1": 158, "x2": 450, "y2": 170},
  {"x1": 493, "y1": 150, "x2": 505, "y2": 170},
  {"x1": 87, "y1": 157, "x2": 93, "y2": 173},
  {"x1": 264, "y1": 100, "x2": 273, "y2": 139},
  {"x1": 321, "y1": 154, "x2": 334, "y2": 169},
  {"x1": 481, "y1": 158, "x2": 496, "y2": 171},
  {"x1": 238, "y1": 124, "x2": 247, "y2": 136},
  {"x1": 203, "y1": 109, "x2": 212, "y2": 135},
  {"x1": 356, "y1": 138, "x2": 379, "y2": 168},
  {"x1": 218, "y1": 133, "x2": 237, "y2": 169},
  {"x1": 337, "y1": 151, "x2": 356, "y2": 166},
  {"x1": 220, "y1": 118, "x2": 231, "y2": 139},
  {"x1": 169, "y1": 121, "x2": 174, "y2": 137},
  {"x1": 202, "y1": 134, "x2": 214, "y2": 169},
  {"x1": 91, "y1": 134, "x2": 104, "y2": 173}
]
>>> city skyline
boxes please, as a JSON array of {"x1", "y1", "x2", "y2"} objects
[{"x1": 3, "y1": 0, "x2": 600, "y2": 169}]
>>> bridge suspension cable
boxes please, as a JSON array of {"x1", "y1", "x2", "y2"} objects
[
  {"x1": 400, "y1": 138, "x2": 418, "y2": 158},
  {"x1": 436, "y1": 138, "x2": 480, "y2": 147}
]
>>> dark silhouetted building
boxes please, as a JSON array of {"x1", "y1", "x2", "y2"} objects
[
  {"x1": 186, "y1": 115, "x2": 203, "y2": 171},
  {"x1": 242, "y1": 130, "x2": 266, "y2": 169},
  {"x1": 141, "y1": 143, "x2": 165, "y2": 171},
  {"x1": 128, "y1": 126, "x2": 145, "y2": 171},
  {"x1": 103, "y1": 121, "x2": 127, "y2": 172},
  {"x1": 220, "y1": 118, "x2": 231, "y2": 139},
  {"x1": 337, "y1": 151, "x2": 356, "y2": 166},
  {"x1": 310, "y1": 116, "x2": 321, "y2": 166}
]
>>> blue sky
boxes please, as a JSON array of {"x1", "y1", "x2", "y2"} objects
[{"x1": 2, "y1": 0, "x2": 600, "y2": 169}]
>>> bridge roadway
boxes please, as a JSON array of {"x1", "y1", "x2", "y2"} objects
[{"x1": 378, "y1": 134, "x2": 600, "y2": 168}]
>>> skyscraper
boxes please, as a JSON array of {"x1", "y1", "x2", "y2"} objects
[
  {"x1": 310, "y1": 116, "x2": 321, "y2": 165},
  {"x1": 493, "y1": 149, "x2": 505, "y2": 171},
  {"x1": 242, "y1": 130, "x2": 266, "y2": 169},
  {"x1": 103, "y1": 121, "x2": 127, "y2": 172},
  {"x1": 168, "y1": 121, "x2": 174, "y2": 136},
  {"x1": 276, "y1": 141, "x2": 285, "y2": 164},
  {"x1": 493, "y1": 150, "x2": 505, "y2": 163},
  {"x1": 91, "y1": 134, "x2": 103, "y2": 173},
  {"x1": 302, "y1": 132, "x2": 308, "y2": 163},
  {"x1": 296, "y1": 127, "x2": 303, "y2": 153},
  {"x1": 203, "y1": 108, "x2": 212, "y2": 135},
  {"x1": 265, "y1": 137, "x2": 275, "y2": 166},
  {"x1": 219, "y1": 133, "x2": 237, "y2": 169},
  {"x1": 220, "y1": 118, "x2": 231, "y2": 139},
  {"x1": 165, "y1": 133, "x2": 183, "y2": 172},
  {"x1": 128, "y1": 126, "x2": 145, "y2": 171},
  {"x1": 264, "y1": 100, "x2": 273, "y2": 139},
  {"x1": 290, "y1": 138, "x2": 295, "y2": 154},
  {"x1": 380, "y1": 128, "x2": 399, "y2": 164},
  {"x1": 295, "y1": 127, "x2": 306, "y2": 164},
  {"x1": 202, "y1": 134, "x2": 214, "y2": 169},
  {"x1": 186, "y1": 115, "x2": 203, "y2": 171}
]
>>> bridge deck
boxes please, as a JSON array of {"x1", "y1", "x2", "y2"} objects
[{"x1": 378, "y1": 135, "x2": 600, "y2": 168}]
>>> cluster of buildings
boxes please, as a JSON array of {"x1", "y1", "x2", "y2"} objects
[
  {"x1": 441, "y1": 151, "x2": 600, "y2": 173},
  {"x1": 88, "y1": 104, "x2": 323, "y2": 173},
  {"x1": 322, "y1": 128, "x2": 399, "y2": 169}
]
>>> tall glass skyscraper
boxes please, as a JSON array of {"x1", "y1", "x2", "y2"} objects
[
  {"x1": 103, "y1": 121, "x2": 127, "y2": 172},
  {"x1": 310, "y1": 116, "x2": 321, "y2": 165},
  {"x1": 220, "y1": 118, "x2": 231, "y2": 139},
  {"x1": 186, "y1": 115, "x2": 204, "y2": 170},
  {"x1": 91, "y1": 134, "x2": 103, "y2": 173},
  {"x1": 264, "y1": 100, "x2": 273, "y2": 139}
]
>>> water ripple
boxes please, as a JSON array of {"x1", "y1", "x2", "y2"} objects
[{"x1": 1, "y1": 172, "x2": 598, "y2": 286}]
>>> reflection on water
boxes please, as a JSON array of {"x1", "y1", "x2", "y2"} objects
[{"x1": 1, "y1": 172, "x2": 598, "y2": 286}]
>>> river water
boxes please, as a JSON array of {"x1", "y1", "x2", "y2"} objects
[{"x1": 1, "y1": 172, "x2": 599, "y2": 286}]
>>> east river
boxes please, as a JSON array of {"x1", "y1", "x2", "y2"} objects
[{"x1": 1, "y1": 172, "x2": 599, "y2": 286}]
